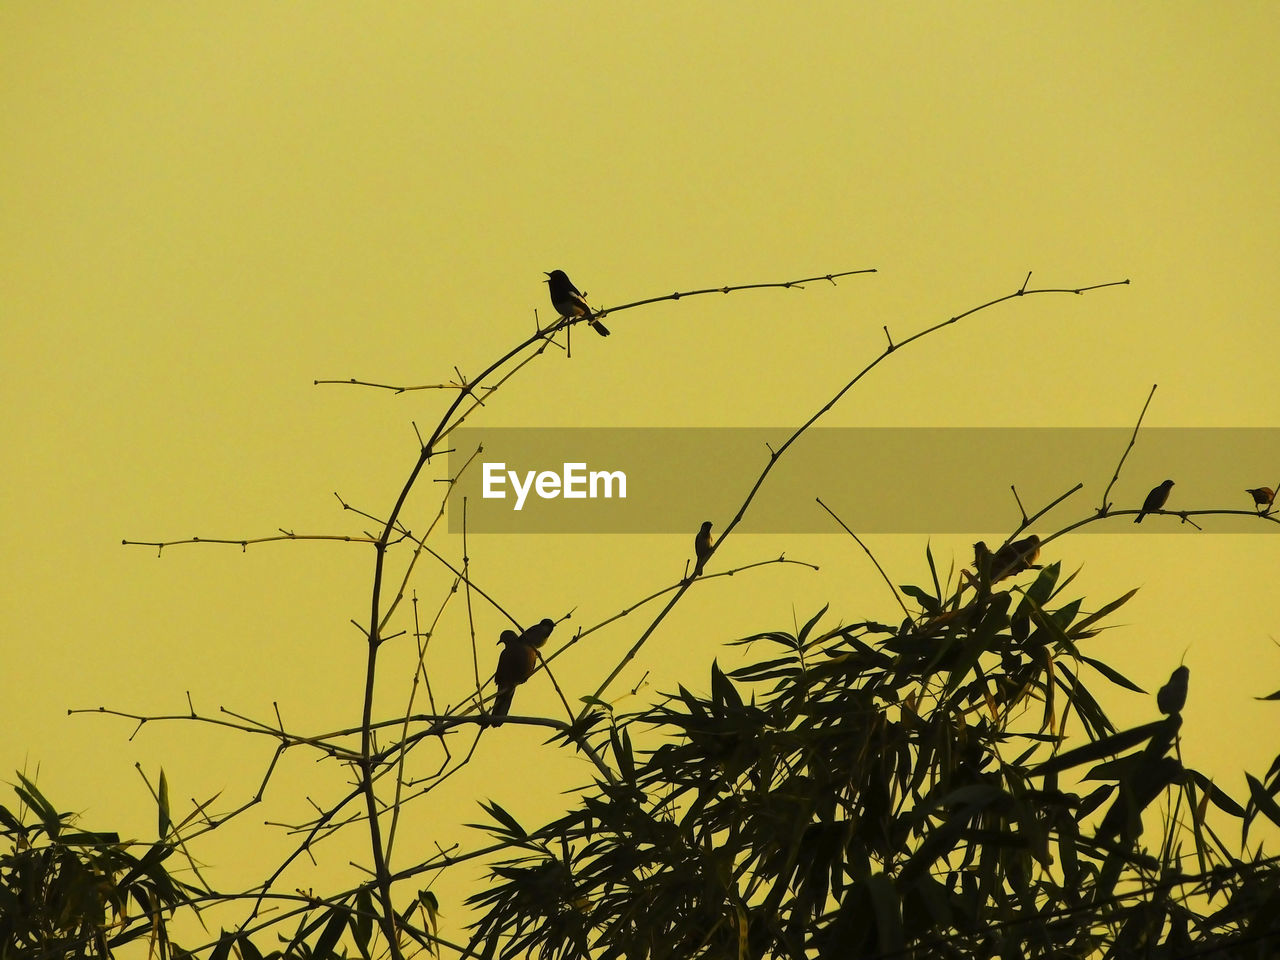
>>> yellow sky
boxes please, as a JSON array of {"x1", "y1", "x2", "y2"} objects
[{"x1": 3, "y1": 2, "x2": 1277, "y2": 944}]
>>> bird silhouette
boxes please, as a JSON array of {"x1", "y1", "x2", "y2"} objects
[
  {"x1": 693, "y1": 521, "x2": 714, "y2": 578},
  {"x1": 545, "y1": 269, "x2": 610, "y2": 336},
  {"x1": 1134, "y1": 479, "x2": 1175, "y2": 523},
  {"x1": 974, "y1": 535, "x2": 1041, "y2": 582},
  {"x1": 519, "y1": 617, "x2": 556, "y2": 649},
  {"x1": 1246, "y1": 487, "x2": 1275, "y2": 510},
  {"x1": 491, "y1": 629, "x2": 540, "y2": 726},
  {"x1": 972, "y1": 541, "x2": 993, "y2": 579},
  {"x1": 1157, "y1": 665, "x2": 1189, "y2": 715},
  {"x1": 994, "y1": 535, "x2": 1041, "y2": 579}
]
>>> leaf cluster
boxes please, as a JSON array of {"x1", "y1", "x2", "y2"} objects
[
  {"x1": 468, "y1": 558, "x2": 1280, "y2": 959},
  {"x1": 0, "y1": 774, "x2": 193, "y2": 959}
]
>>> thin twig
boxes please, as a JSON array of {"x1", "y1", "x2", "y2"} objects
[
  {"x1": 311, "y1": 377, "x2": 476, "y2": 393},
  {"x1": 592, "y1": 269, "x2": 877, "y2": 320},
  {"x1": 540, "y1": 557, "x2": 817, "y2": 670},
  {"x1": 1100, "y1": 384, "x2": 1158, "y2": 515},
  {"x1": 346, "y1": 270, "x2": 870, "y2": 954},
  {"x1": 816, "y1": 497, "x2": 913, "y2": 623},
  {"x1": 588, "y1": 276, "x2": 1129, "y2": 704},
  {"x1": 121, "y1": 532, "x2": 379, "y2": 554}
]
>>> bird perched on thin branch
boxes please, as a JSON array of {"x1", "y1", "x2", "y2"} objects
[
  {"x1": 994, "y1": 535, "x2": 1041, "y2": 580},
  {"x1": 1134, "y1": 479, "x2": 1175, "y2": 523},
  {"x1": 1246, "y1": 487, "x2": 1275, "y2": 510},
  {"x1": 972, "y1": 541, "x2": 993, "y2": 579},
  {"x1": 974, "y1": 535, "x2": 1041, "y2": 583},
  {"x1": 1157, "y1": 665, "x2": 1189, "y2": 715},
  {"x1": 491, "y1": 628, "x2": 543, "y2": 726},
  {"x1": 545, "y1": 269, "x2": 610, "y2": 336},
  {"x1": 519, "y1": 617, "x2": 555, "y2": 649},
  {"x1": 693, "y1": 521, "x2": 714, "y2": 578}
]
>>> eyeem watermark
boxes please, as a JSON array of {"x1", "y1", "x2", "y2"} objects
[
  {"x1": 451, "y1": 427, "x2": 1280, "y2": 533},
  {"x1": 482, "y1": 462, "x2": 627, "y2": 511}
]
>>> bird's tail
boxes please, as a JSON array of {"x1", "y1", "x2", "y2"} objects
[
  {"x1": 589, "y1": 317, "x2": 611, "y2": 337},
  {"x1": 1133, "y1": 514, "x2": 1144, "y2": 524},
  {"x1": 491, "y1": 688, "x2": 514, "y2": 727}
]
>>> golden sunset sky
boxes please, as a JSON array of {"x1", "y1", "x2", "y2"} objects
[{"x1": 3, "y1": 2, "x2": 1277, "y2": 943}]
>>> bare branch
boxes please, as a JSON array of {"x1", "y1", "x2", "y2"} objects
[
  {"x1": 816, "y1": 497, "x2": 913, "y2": 624},
  {"x1": 1099, "y1": 383, "x2": 1158, "y2": 515},
  {"x1": 587, "y1": 275, "x2": 1129, "y2": 704}
]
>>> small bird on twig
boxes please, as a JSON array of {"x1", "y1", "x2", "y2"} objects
[
  {"x1": 1134, "y1": 479, "x2": 1174, "y2": 523},
  {"x1": 491, "y1": 624, "x2": 552, "y2": 726},
  {"x1": 693, "y1": 521, "x2": 714, "y2": 578},
  {"x1": 972, "y1": 541, "x2": 993, "y2": 578},
  {"x1": 1157, "y1": 665, "x2": 1189, "y2": 715},
  {"x1": 974, "y1": 535, "x2": 1041, "y2": 582},
  {"x1": 1245, "y1": 487, "x2": 1275, "y2": 511},
  {"x1": 995, "y1": 535, "x2": 1041, "y2": 579},
  {"x1": 519, "y1": 617, "x2": 555, "y2": 649},
  {"x1": 545, "y1": 269, "x2": 610, "y2": 337}
]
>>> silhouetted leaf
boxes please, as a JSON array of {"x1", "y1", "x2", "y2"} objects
[
  {"x1": 797, "y1": 605, "x2": 830, "y2": 644},
  {"x1": 901, "y1": 785, "x2": 1006, "y2": 881},
  {"x1": 1077, "y1": 655, "x2": 1145, "y2": 694},
  {"x1": 611, "y1": 725, "x2": 635, "y2": 783},
  {"x1": 312, "y1": 906, "x2": 349, "y2": 960},
  {"x1": 1246, "y1": 773, "x2": 1280, "y2": 833},
  {"x1": 114, "y1": 841, "x2": 172, "y2": 893},
  {"x1": 867, "y1": 873, "x2": 903, "y2": 955},
  {"x1": 1071, "y1": 588, "x2": 1138, "y2": 635},
  {"x1": 14, "y1": 773, "x2": 61, "y2": 838},
  {"x1": 711, "y1": 659, "x2": 742, "y2": 709},
  {"x1": 899, "y1": 584, "x2": 940, "y2": 614},
  {"x1": 925, "y1": 541, "x2": 942, "y2": 601},
  {"x1": 157, "y1": 768, "x2": 170, "y2": 840},
  {"x1": 418, "y1": 889, "x2": 439, "y2": 934},
  {"x1": 1023, "y1": 563, "x2": 1060, "y2": 609},
  {"x1": 352, "y1": 886, "x2": 374, "y2": 953},
  {"x1": 729, "y1": 629, "x2": 801, "y2": 650},
  {"x1": 472, "y1": 800, "x2": 528, "y2": 841},
  {"x1": 1097, "y1": 756, "x2": 1181, "y2": 838},
  {"x1": 1075, "y1": 784, "x2": 1114, "y2": 819},
  {"x1": 1035, "y1": 720, "x2": 1170, "y2": 776}
]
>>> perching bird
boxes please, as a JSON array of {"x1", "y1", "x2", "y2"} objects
[
  {"x1": 971, "y1": 541, "x2": 991, "y2": 585},
  {"x1": 1134, "y1": 479, "x2": 1175, "y2": 523},
  {"x1": 997, "y1": 535, "x2": 1041, "y2": 576},
  {"x1": 491, "y1": 629, "x2": 539, "y2": 726},
  {"x1": 988, "y1": 537, "x2": 1039, "y2": 583},
  {"x1": 1157, "y1": 665, "x2": 1189, "y2": 715},
  {"x1": 693, "y1": 521, "x2": 714, "y2": 577},
  {"x1": 1246, "y1": 487, "x2": 1275, "y2": 510},
  {"x1": 545, "y1": 269, "x2": 610, "y2": 337},
  {"x1": 519, "y1": 617, "x2": 556, "y2": 649}
]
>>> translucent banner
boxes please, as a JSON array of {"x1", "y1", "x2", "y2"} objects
[{"x1": 446, "y1": 428, "x2": 1280, "y2": 534}]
